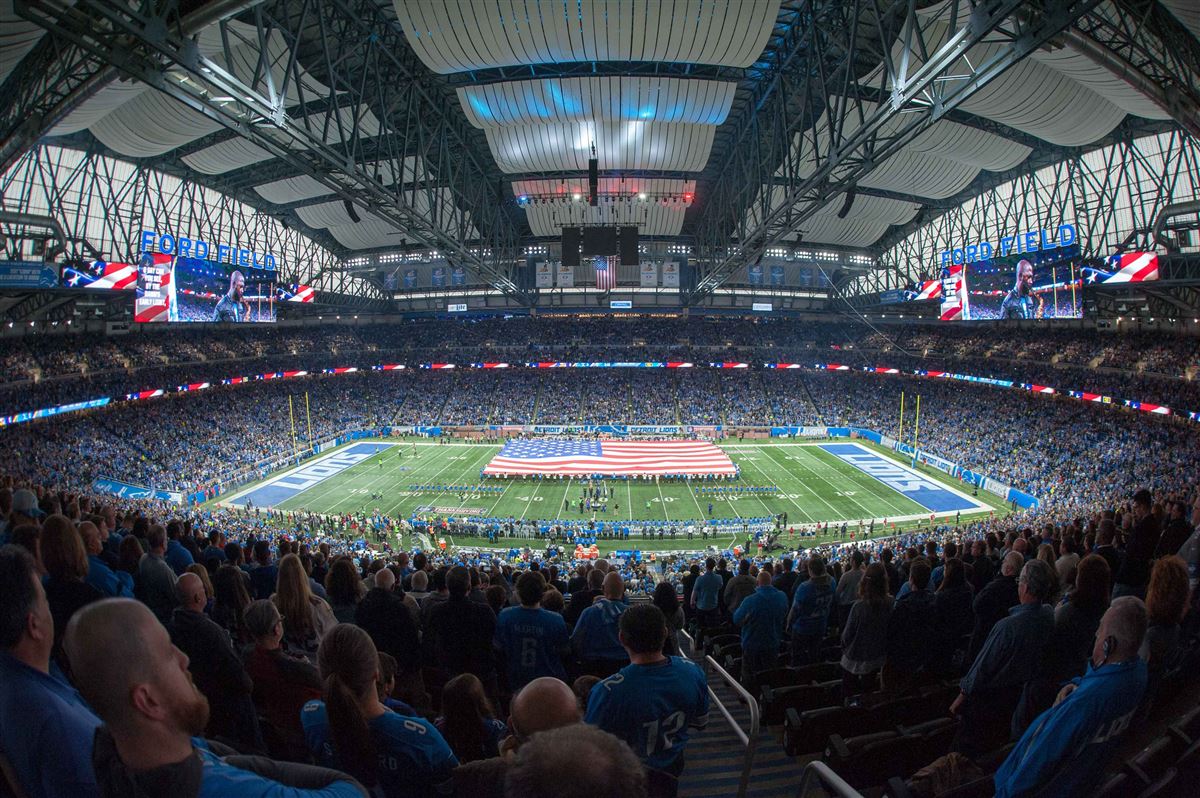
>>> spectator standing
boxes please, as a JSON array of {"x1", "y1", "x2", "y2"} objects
[
  {"x1": 951, "y1": 559, "x2": 1057, "y2": 757},
  {"x1": 138, "y1": 523, "x2": 179, "y2": 622},
  {"x1": 0, "y1": 545, "x2": 102, "y2": 798},
  {"x1": 211, "y1": 563, "x2": 254, "y2": 646},
  {"x1": 834, "y1": 550, "x2": 865, "y2": 627},
  {"x1": 66, "y1": 599, "x2": 364, "y2": 798},
  {"x1": 993, "y1": 597, "x2": 1149, "y2": 798},
  {"x1": 967, "y1": 551, "x2": 1022, "y2": 663},
  {"x1": 723, "y1": 559, "x2": 756, "y2": 614},
  {"x1": 840, "y1": 562, "x2": 893, "y2": 695},
  {"x1": 426, "y1": 565, "x2": 499, "y2": 696},
  {"x1": 733, "y1": 570, "x2": 788, "y2": 687},
  {"x1": 325, "y1": 556, "x2": 366, "y2": 624},
  {"x1": 786, "y1": 555, "x2": 837, "y2": 666},
  {"x1": 1114, "y1": 489, "x2": 1161, "y2": 598},
  {"x1": 80, "y1": 521, "x2": 134, "y2": 598},
  {"x1": 652, "y1": 581, "x2": 685, "y2": 656},
  {"x1": 585, "y1": 604, "x2": 709, "y2": 777},
  {"x1": 572, "y1": 571, "x2": 631, "y2": 678},
  {"x1": 493, "y1": 570, "x2": 568, "y2": 690},
  {"x1": 690, "y1": 558, "x2": 723, "y2": 629},
  {"x1": 883, "y1": 557, "x2": 937, "y2": 692},
  {"x1": 167, "y1": 572, "x2": 262, "y2": 752},
  {"x1": 40, "y1": 514, "x2": 104, "y2": 663},
  {"x1": 273, "y1": 553, "x2": 338, "y2": 663},
  {"x1": 242, "y1": 599, "x2": 322, "y2": 759},
  {"x1": 302, "y1": 624, "x2": 456, "y2": 797},
  {"x1": 435, "y1": 673, "x2": 507, "y2": 763}
]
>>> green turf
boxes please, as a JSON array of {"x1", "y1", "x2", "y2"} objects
[{"x1": 220, "y1": 438, "x2": 1008, "y2": 552}]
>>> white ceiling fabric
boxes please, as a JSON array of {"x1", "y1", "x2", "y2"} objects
[
  {"x1": 524, "y1": 200, "x2": 688, "y2": 236},
  {"x1": 0, "y1": 0, "x2": 45, "y2": 86},
  {"x1": 511, "y1": 176, "x2": 695, "y2": 198},
  {"x1": 182, "y1": 137, "x2": 279, "y2": 175},
  {"x1": 486, "y1": 121, "x2": 713, "y2": 172},
  {"x1": 458, "y1": 76, "x2": 735, "y2": 128},
  {"x1": 394, "y1": 0, "x2": 782, "y2": 73}
]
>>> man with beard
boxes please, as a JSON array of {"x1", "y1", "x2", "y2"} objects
[
  {"x1": 213, "y1": 270, "x2": 250, "y2": 322},
  {"x1": 65, "y1": 599, "x2": 365, "y2": 798},
  {"x1": 1000, "y1": 259, "x2": 1044, "y2": 319}
]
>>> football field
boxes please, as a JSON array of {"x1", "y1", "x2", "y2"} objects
[{"x1": 220, "y1": 438, "x2": 1006, "y2": 551}]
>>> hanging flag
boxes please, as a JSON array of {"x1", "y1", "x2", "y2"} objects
[{"x1": 596, "y1": 257, "x2": 616, "y2": 290}]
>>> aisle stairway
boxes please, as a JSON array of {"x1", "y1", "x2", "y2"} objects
[
  {"x1": 677, "y1": 676, "x2": 805, "y2": 798},
  {"x1": 677, "y1": 633, "x2": 808, "y2": 798}
]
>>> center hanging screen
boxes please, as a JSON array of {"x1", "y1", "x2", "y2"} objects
[{"x1": 582, "y1": 226, "x2": 618, "y2": 257}]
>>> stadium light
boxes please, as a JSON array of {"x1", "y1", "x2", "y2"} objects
[
  {"x1": 638, "y1": 192, "x2": 647, "y2": 200},
  {"x1": 572, "y1": 193, "x2": 582, "y2": 201}
]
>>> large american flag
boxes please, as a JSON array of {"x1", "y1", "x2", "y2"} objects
[
  {"x1": 62, "y1": 260, "x2": 138, "y2": 290},
  {"x1": 482, "y1": 439, "x2": 738, "y2": 477},
  {"x1": 595, "y1": 257, "x2": 616, "y2": 290}
]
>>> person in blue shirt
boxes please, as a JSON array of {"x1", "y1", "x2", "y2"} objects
[
  {"x1": 63, "y1": 597, "x2": 363, "y2": 798},
  {"x1": 585, "y1": 603, "x2": 709, "y2": 776},
  {"x1": 0, "y1": 545, "x2": 102, "y2": 798},
  {"x1": 690, "y1": 557, "x2": 724, "y2": 628},
  {"x1": 994, "y1": 597, "x2": 1150, "y2": 798},
  {"x1": 80, "y1": 521, "x2": 135, "y2": 598},
  {"x1": 302, "y1": 623, "x2": 458, "y2": 798},
  {"x1": 572, "y1": 571, "x2": 630, "y2": 677},
  {"x1": 164, "y1": 519, "x2": 195, "y2": 575},
  {"x1": 494, "y1": 570, "x2": 568, "y2": 690},
  {"x1": 786, "y1": 555, "x2": 837, "y2": 665},
  {"x1": 733, "y1": 570, "x2": 789, "y2": 687}
]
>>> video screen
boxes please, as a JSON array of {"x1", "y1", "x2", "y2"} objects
[
  {"x1": 963, "y1": 250, "x2": 1083, "y2": 320},
  {"x1": 135, "y1": 253, "x2": 277, "y2": 323}
]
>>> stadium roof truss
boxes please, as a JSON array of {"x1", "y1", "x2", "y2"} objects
[
  {"x1": 682, "y1": 0, "x2": 1200, "y2": 304},
  {"x1": 7, "y1": 0, "x2": 532, "y2": 305},
  {"x1": 0, "y1": 0, "x2": 1197, "y2": 311}
]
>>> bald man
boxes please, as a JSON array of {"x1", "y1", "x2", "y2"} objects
[
  {"x1": 733, "y1": 570, "x2": 788, "y2": 687},
  {"x1": 994, "y1": 597, "x2": 1149, "y2": 798},
  {"x1": 166, "y1": 573, "x2": 261, "y2": 751},
  {"x1": 967, "y1": 550, "x2": 1025, "y2": 663},
  {"x1": 571, "y1": 571, "x2": 630, "y2": 677},
  {"x1": 65, "y1": 599, "x2": 364, "y2": 797},
  {"x1": 450, "y1": 678, "x2": 584, "y2": 797}
]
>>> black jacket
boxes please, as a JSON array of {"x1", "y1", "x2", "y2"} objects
[
  {"x1": 167, "y1": 608, "x2": 258, "y2": 749},
  {"x1": 426, "y1": 595, "x2": 497, "y2": 678},
  {"x1": 967, "y1": 574, "x2": 1019, "y2": 663},
  {"x1": 355, "y1": 587, "x2": 421, "y2": 670},
  {"x1": 886, "y1": 589, "x2": 938, "y2": 670}
]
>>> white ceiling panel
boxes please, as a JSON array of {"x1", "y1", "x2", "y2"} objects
[
  {"x1": 395, "y1": 0, "x2": 781, "y2": 73},
  {"x1": 458, "y1": 76, "x2": 735, "y2": 128},
  {"x1": 486, "y1": 121, "x2": 713, "y2": 173}
]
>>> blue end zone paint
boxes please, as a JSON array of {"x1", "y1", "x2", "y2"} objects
[
  {"x1": 818, "y1": 443, "x2": 981, "y2": 513},
  {"x1": 228, "y1": 442, "x2": 393, "y2": 507}
]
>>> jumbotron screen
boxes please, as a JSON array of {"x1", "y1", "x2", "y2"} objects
[{"x1": 135, "y1": 254, "x2": 277, "y2": 323}]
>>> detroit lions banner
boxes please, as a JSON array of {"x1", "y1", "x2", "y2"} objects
[
  {"x1": 556, "y1": 261, "x2": 575, "y2": 288},
  {"x1": 640, "y1": 260, "x2": 658, "y2": 287},
  {"x1": 662, "y1": 260, "x2": 680, "y2": 287},
  {"x1": 534, "y1": 260, "x2": 554, "y2": 288}
]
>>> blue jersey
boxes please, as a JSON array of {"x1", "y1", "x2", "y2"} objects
[
  {"x1": 692, "y1": 572, "x2": 723, "y2": 611},
  {"x1": 301, "y1": 701, "x2": 458, "y2": 798},
  {"x1": 571, "y1": 598, "x2": 629, "y2": 662},
  {"x1": 494, "y1": 606, "x2": 568, "y2": 688},
  {"x1": 584, "y1": 657, "x2": 710, "y2": 771}
]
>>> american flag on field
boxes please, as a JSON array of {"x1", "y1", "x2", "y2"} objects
[
  {"x1": 62, "y1": 260, "x2": 138, "y2": 290},
  {"x1": 595, "y1": 257, "x2": 616, "y2": 290},
  {"x1": 482, "y1": 439, "x2": 738, "y2": 477}
]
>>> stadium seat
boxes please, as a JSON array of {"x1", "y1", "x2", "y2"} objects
[
  {"x1": 1124, "y1": 735, "x2": 1189, "y2": 786},
  {"x1": 825, "y1": 717, "x2": 959, "y2": 790},
  {"x1": 761, "y1": 678, "x2": 842, "y2": 726}
]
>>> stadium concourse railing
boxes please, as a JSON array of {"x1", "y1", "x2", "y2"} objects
[{"x1": 679, "y1": 628, "x2": 761, "y2": 798}]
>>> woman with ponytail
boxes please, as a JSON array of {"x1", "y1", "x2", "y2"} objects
[{"x1": 302, "y1": 624, "x2": 458, "y2": 797}]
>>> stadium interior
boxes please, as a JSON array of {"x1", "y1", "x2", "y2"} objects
[{"x1": 1, "y1": 1, "x2": 1200, "y2": 797}]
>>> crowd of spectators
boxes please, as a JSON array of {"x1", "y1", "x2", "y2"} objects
[{"x1": 4, "y1": 317, "x2": 1198, "y2": 417}]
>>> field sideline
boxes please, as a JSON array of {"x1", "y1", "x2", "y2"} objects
[{"x1": 217, "y1": 438, "x2": 1010, "y2": 552}]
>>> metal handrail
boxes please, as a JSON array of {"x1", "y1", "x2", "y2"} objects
[
  {"x1": 795, "y1": 761, "x2": 864, "y2": 798},
  {"x1": 680, "y1": 626, "x2": 761, "y2": 798}
]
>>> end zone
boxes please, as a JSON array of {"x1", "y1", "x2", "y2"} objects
[
  {"x1": 222, "y1": 441, "x2": 394, "y2": 508},
  {"x1": 818, "y1": 442, "x2": 991, "y2": 515}
]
